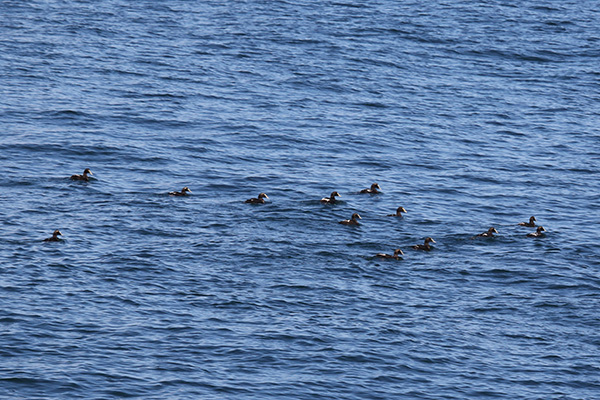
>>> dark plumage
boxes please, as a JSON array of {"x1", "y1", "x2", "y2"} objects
[
  {"x1": 527, "y1": 226, "x2": 546, "y2": 237},
  {"x1": 245, "y1": 193, "x2": 269, "y2": 204},
  {"x1": 70, "y1": 168, "x2": 92, "y2": 181},
  {"x1": 412, "y1": 237, "x2": 436, "y2": 251},
  {"x1": 169, "y1": 187, "x2": 192, "y2": 196},
  {"x1": 519, "y1": 216, "x2": 536, "y2": 227},
  {"x1": 476, "y1": 227, "x2": 498, "y2": 237},
  {"x1": 375, "y1": 249, "x2": 404, "y2": 259},
  {"x1": 387, "y1": 207, "x2": 407, "y2": 217},
  {"x1": 43, "y1": 229, "x2": 62, "y2": 242},
  {"x1": 320, "y1": 191, "x2": 341, "y2": 204},
  {"x1": 360, "y1": 183, "x2": 381, "y2": 194},
  {"x1": 339, "y1": 213, "x2": 361, "y2": 225}
]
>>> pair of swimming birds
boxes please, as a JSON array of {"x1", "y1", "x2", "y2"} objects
[
  {"x1": 338, "y1": 207, "x2": 408, "y2": 226},
  {"x1": 469, "y1": 218, "x2": 546, "y2": 240},
  {"x1": 320, "y1": 183, "x2": 381, "y2": 204},
  {"x1": 375, "y1": 237, "x2": 437, "y2": 259},
  {"x1": 519, "y1": 216, "x2": 546, "y2": 237},
  {"x1": 46, "y1": 169, "x2": 92, "y2": 241},
  {"x1": 472, "y1": 217, "x2": 546, "y2": 239},
  {"x1": 70, "y1": 169, "x2": 193, "y2": 198},
  {"x1": 170, "y1": 189, "x2": 269, "y2": 203}
]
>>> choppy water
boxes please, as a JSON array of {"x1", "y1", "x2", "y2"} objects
[{"x1": 1, "y1": 1, "x2": 600, "y2": 399}]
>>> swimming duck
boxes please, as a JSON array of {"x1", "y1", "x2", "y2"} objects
[
  {"x1": 375, "y1": 249, "x2": 404, "y2": 259},
  {"x1": 527, "y1": 226, "x2": 546, "y2": 237},
  {"x1": 169, "y1": 187, "x2": 192, "y2": 196},
  {"x1": 360, "y1": 183, "x2": 381, "y2": 194},
  {"x1": 320, "y1": 191, "x2": 341, "y2": 204},
  {"x1": 43, "y1": 229, "x2": 62, "y2": 242},
  {"x1": 519, "y1": 216, "x2": 536, "y2": 227},
  {"x1": 245, "y1": 193, "x2": 269, "y2": 204},
  {"x1": 476, "y1": 227, "x2": 498, "y2": 237},
  {"x1": 339, "y1": 213, "x2": 361, "y2": 225},
  {"x1": 70, "y1": 168, "x2": 93, "y2": 181},
  {"x1": 387, "y1": 207, "x2": 407, "y2": 217},
  {"x1": 412, "y1": 237, "x2": 435, "y2": 251}
]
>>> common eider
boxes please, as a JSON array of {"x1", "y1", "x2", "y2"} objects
[
  {"x1": 169, "y1": 187, "x2": 192, "y2": 196},
  {"x1": 339, "y1": 213, "x2": 361, "y2": 225},
  {"x1": 320, "y1": 191, "x2": 341, "y2": 204},
  {"x1": 519, "y1": 216, "x2": 536, "y2": 227},
  {"x1": 387, "y1": 207, "x2": 407, "y2": 217},
  {"x1": 43, "y1": 229, "x2": 62, "y2": 242},
  {"x1": 375, "y1": 249, "x2": 404, "y2": 259},
  {"x1": 360, "y1": 183, "x2": 381, "y2": 194},
  {"x1": 476, "y1": 227, "x2": 498, "y2": 237},
  {"x1": 412, "y1": 237, "x2": 435, "y2": 251},
  {"x1": 245, "y1": 193, "x2": 269, "y2": 204},
  {"x1": 527, "y1": 226, "x2": 546, "y2": 237},
  {"x1": 70, "y1": 168, "x2": 92, "y2": 181}
]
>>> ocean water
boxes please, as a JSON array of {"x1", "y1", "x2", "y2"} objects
[{"x1": 1, "y1": 1, "x2": 600, "y2": 399}]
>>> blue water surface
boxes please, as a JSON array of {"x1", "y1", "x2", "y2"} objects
[{"x1": 1, "y1": 1, "x2": 600, "y2": 399}]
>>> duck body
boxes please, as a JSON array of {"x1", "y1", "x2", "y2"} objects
[
  {"x1": 43, "y1": 229, "x2": 62, "y2": 242},
  {"x1": 321, "y1": 191, "x2": 341, "y2": 204},
  {"x1": 376, "y1": 249, "x2": 404, "y2": 259},
  {"x1": 339, "y1": 213, "x2": 361, "y2": 225},
  {"x1": 527, "y1": 226, "x2": 546, "y2": 237},
  {"x1": 70, "y1": 168, "x2": 92, "y2": 181},
  {"x1": 360, "y1": 183, "x2": 381, "y2": 194},
  {"x1": 412, "y1": 237, "x2": 435, "y2": 251},
  {"x1": 169, "y1": 187, "x2": 192, "y2": 196},
  {"x1": 245, "y1": 193, "x2": 269, "y2": 204},
  {"x1": 476, "y1": 227, "x2": 498, "y2": 237},
  {"x1": 387, "y1": 207, "x2": 407, "y2": 217},
  {"x1": 519, "y1": 216, "x2": 536, "y2": 227}
]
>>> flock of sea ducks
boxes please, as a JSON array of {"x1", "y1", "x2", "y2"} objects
[{"x1": 43, "y1": 169, "x2": 548, "y2": 260}]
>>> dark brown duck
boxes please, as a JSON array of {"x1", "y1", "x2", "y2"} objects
[
  {"x1": 339, "y1": 213, "x2": 361, "y2": 225},
  {"x1": 387, "y1": 207, "x2": 407, "y2": 217},
  {"x1": 412, "y1": 237, "x2": 435, "y2": 251},
  {"x1": 476, "y1": 227, "x2": 498, "y2": 237},
  {"x1": 519, "y1": 216, "x2": 536, "y2": 227},
  {"x1": 70, "y1": 168, "x2": 92, "y2": 181},
  {"x1": 245, "y1": 193, "x2": 269, "y2": 204},
  {"x1": 169, "y1": 187, "x2": 192, "y2": 196},
  {"x1": 360, "y1": 183, "x2": 381, "y2": 194},
  {"x1": 375, "y1": 249, "x2": 404, "y2": 259},
  {"x1": 43, "y1": 230, "x2": 62, "y2": 242}
]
